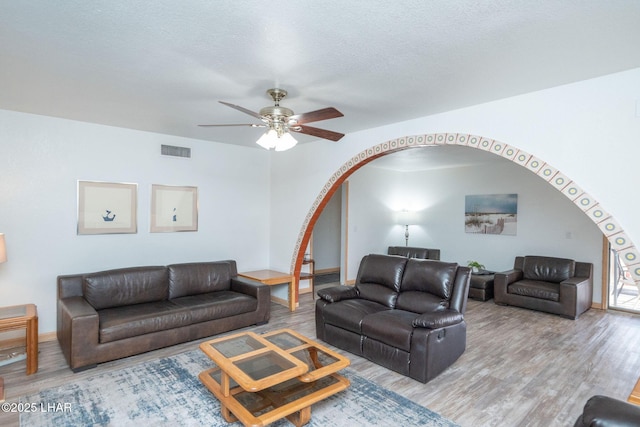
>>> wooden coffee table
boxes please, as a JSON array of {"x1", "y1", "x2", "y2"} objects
[{"x1": 199, "y1": 328, "x2": 350, "y2": 426}]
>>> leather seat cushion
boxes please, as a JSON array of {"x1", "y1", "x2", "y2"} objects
[
  {"x1": 395, "y1": 291, "x2": 448, "y2": 313},
  {"x1": 168, "y1": 262, "x2": 232, "y2": 299},
  {"x1": 522, "y1": 256, "x2": 575, "y2": 283},
  {"x1": 98, "y1": 300, "x2": 190, "y2": 343},
  {"x1": 356, "y1": 283, "x2": 398, "y2": 308},
  {"x1": 356, "y1": 254, "x2": 407, "y2": 292},
  {"x1": 508, "y1": 280, "x2": 560, "y2": 302},
  {"x1": 401, "y1": 259, "x2": 458, "y2": 299},
  {"x1": 171, "y1": 291, "x2": 257, "y2": 322},
  {"x1": 84, "y1": 266, "x2": 168, "y2": 310},
  {"x1": 322, "y1": 299, "x2": 390, "y2": 334},
  {"x1": 361, "y1": 310, "x2": 417, "y2": 352}
]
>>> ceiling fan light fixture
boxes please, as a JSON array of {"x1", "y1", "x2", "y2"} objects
[
  {"x1": 274, "y1": 131, "x2": 298, "y2": 151},
  {"x1": 256, "y1": 128, "x2": 298, "y2": 151},
  {"x1": 256, "y1": 129, "x2": 278, "y2": 149},
  {"x1": 203, "y1": 87, "x2": 344, "y2": 147}
]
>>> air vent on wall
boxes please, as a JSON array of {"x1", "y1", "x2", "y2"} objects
[{"x1": 161, "y1": 144, "x2": 191, "y2": 158}]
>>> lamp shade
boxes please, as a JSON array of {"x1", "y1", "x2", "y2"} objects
[
  {"x1": 274, "y1": 132, "x2": 298, "y2": 151},
  {"x1": 396, "y1": 210, "x2": 417, "y2": 225},
  {"x1": 256, "y1": 129, "x2": 278, "y2": 150},
  {"x1": 0, "y1": 233, "x2": 6, "y2": 263}
]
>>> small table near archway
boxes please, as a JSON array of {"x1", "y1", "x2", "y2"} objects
[{"x1": 239, "y1": 270, "x2": 297, "y2": 312}]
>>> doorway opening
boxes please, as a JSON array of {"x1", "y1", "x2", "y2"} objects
[
  {"x1": 291, "y1": 133, "x2": 640, "y2": 309},
  {"x1": 609, "y1": 248, "x2": 640, "y2": 313}
]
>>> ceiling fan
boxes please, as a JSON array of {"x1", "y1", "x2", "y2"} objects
[{"x1": 199, "y1": 88, "x2": 344, "y2": 151}]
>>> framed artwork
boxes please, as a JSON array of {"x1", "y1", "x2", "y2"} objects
[
  {"x1": 150, "y1": 185, "x2": 198, "y2": 232},
  {"x1": 77, "y1": 181, "x2": 137, "y2": 235},
  {"x1": 465, "y1": 193, "x2": 518, "y2": 235}
]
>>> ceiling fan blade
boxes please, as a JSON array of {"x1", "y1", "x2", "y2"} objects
[
  {"x1": 198, "y1": 123, "x2": 266, "y2": 128},
  {"x1": 291, "y1": 124, "x2": 345, "y2": 142},
  {"x1": 219, "y1": 101, "x2": 263, "y2": 120},
  {"x1": 288, "y1": 107, "x2": 343, "y2": 125}
]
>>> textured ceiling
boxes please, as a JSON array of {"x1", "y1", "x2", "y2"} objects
[{"x1": 2, "y1": 1, "x2": 640, "y2": 150}]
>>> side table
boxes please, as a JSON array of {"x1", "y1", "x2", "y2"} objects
[
  {"x1": 300, "y1": 258, "x2": 315, "y2": 299},
  {"x1": 238, "y1": 270, "x2": 297, "y2": 312},
  {"x1": 0, "y1": 304, "x2": 38, "y2": 375}
]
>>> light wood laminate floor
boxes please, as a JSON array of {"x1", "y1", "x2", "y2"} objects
[{"x1": 2, "y1": 293, "x2": 640, "y2": 427}]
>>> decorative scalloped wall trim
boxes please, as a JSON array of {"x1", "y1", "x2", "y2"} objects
[{"x1": 291, "y1": 133, "x2": 640, "y2": 288}]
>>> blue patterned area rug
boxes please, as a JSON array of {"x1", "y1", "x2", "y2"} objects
[{"x1": 20, "y1": 350, "x2": 458, "y2": 426}]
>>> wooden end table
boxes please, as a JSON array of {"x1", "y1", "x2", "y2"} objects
[
  {"x1": 199, "y1": 328, "x2": 350, "y2": 426},
  {"x1": 0, "y1": 304, "x2": 38, "y2": 375},
  {"x1": 239, "y1": 270, "x2": 297, "y2": 312}
]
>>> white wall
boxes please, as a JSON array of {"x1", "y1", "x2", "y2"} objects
[
  {"x1": 2, "y1": 67, "x2": 639, "y2": 333},
  {"x1": 345, "y1": 158, "x2": 603, "y2": 300},
  {"x1": 312, "y1": 186, "x2": 341, "y2": 271},
  {"x1": 269, "y1": 68, "x2": 640, "y2": 292},
  {"x1": 0, "y1": 110, "x2": 271, "y2": 333}
]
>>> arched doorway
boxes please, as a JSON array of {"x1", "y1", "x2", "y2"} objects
[{"x1": 291, "y1": 133, "x2": 640, "y2": 305}]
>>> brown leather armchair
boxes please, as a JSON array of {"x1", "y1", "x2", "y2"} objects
[{"x1": 494, "y1": 255, "x2": 593, "y2": 319}]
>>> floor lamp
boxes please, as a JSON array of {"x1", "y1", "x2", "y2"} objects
[{"x1": 397, "y1": 211, "x2": 417, "y2": 247}]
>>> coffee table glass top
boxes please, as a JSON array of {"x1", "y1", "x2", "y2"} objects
[
  {"x1": 0, "y1": 305, "x2": 27, "y2": 320},
  {"x1": 262, "y1": 330, "x2": 306, "y2": 349},
  {"x1": 200, "y1": 331, "x2": 310, "y2": 392},
  {"x1": 208, "y1": 334, "x2": 265, "y2": 358},
  {"x1": 234, "y1": 374, "x2": 343, "y2": 418},
  {"x1": 234, "y1": 351, "x2": 299, "y2": 382}
]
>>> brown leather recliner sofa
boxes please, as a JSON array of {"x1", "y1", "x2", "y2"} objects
[
  {"x1": 57, "y1": 260, "x2": 270, "y2": 371},
  {"x1": 494, "y1": 255, "x2": 593, "y2": 319},
  {"x1": 315, "y1": 254, "x2": 471, "y2": 383},
  {"x1": 387, "y1": 246, "x2": 441, "y2": 260}
]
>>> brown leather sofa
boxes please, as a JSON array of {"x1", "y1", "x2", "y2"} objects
[
  {"x1": 494, "y1": 255, "x2": 593, "y2": 319},
  {"x1": 387, "y1": 246, "x2": 440, "y2": 260},
  {"x1": 574, "y1": 395, "x2": 640, "y2": 426},
  {"x1": 57, "y1": 260, "x2": 270, "y2": 371},
  {"x1": 315, "y1": 254, "x2": 471, "y2": 383}
]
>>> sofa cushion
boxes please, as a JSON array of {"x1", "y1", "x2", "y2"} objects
[
  {"x1": 522, "y1": 256, "x2": 575, "y2": 283},
  {"x1": 171, "y1": 291, "x2": 258, "y2": 322},
  {"x1": 321, "y1": 299, "x2": 389, "y2": 334},
  {"x1": 84, "y1": 266, "x2": 168, "y2": 310},
  {"x1": 508, "y1": 280, "x2": 560, "y2": 302},
  {"x1": 98, "y1": 300, "x2": 189, "y2": 343},
  {"x1": 168, "y1": 262, "x2": 232, "y2": 299},
  {"x1": 357, "y1": 283, "x2": 398, "y2": 308},
  {"x1": 361, "y1": 309, "x2": 417, "y2": 352},
  {"x1": 400, "y1": 259, "x2": 458, "y2": 299},
  {"x1": 395, "y1": 291, "x2": 448, "y2": 313},
  {"x1": 356, "y1": 254, "x2": 407, "y2": 293}
]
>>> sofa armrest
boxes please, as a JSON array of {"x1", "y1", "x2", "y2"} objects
[
  {"x1": 494, "y1": 270, "x2": 523, "y2": 302},
  {"x1": 494, "y1": 269, "x2": 522, "y2": 286},
  {"x1": 317, "y1": 286, "x2": 359, "y2": 303},
  {"x1": 57, "y1": 296, "x2": 100, "y2": 370},
  {"x1": 561, "y1": 276, "x2": 591, "y2": 287},
  {"x1": 574, "y1": 395, "x2": 640, "y2": 427},
  {"x1": 230, "y1": 277, "x2": 270, "y2": 324},
  {"x1": 412, "y1": 309, "x2": 464, "y2": 329},
  {"x1": 59, "y1": 296, "x2": 99, "y2": 319},
  {"x1": 230, "y1": 277, "x2": 269, "y2": 299}
]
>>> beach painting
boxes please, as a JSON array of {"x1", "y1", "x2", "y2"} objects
[{"x1": 465, "y1": 193, "x2": 518, "y2": 235}]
